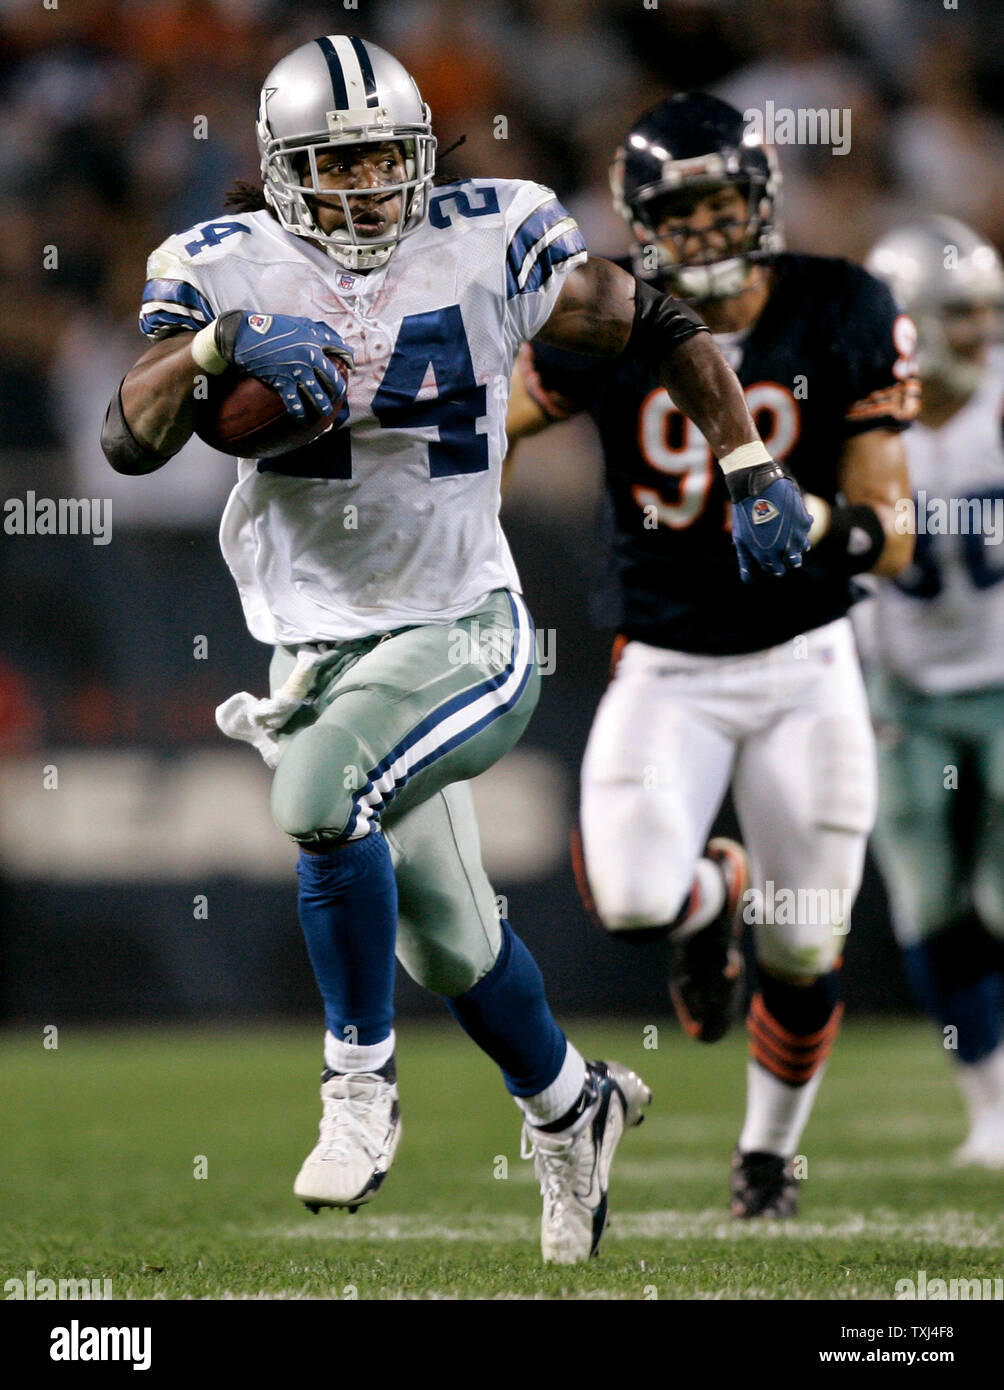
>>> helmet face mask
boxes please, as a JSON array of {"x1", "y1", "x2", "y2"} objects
[
  {"x1": 610, "y1": 94, "x2": 782, "y2": 301},
  {"x1": 260, "y1": 126, "x2": 436, "y2": 268},
  {"x1": 257, "y1": 37, "x2": 437, "y2": 270},
  {"x1": 911, "y1": 305, "x2": 1000, "y2": 396},
  {"x1": 629, "y1": 178, "x2": 770, "y2": 299}
]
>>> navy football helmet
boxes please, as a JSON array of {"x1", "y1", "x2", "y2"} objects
[{"x1": 610, "y1": 93, "x2": 782, "y2": 300}]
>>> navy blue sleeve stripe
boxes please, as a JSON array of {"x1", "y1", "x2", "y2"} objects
[
  {"x1": 506, "y1": 225, "x2": 587, "y2": 298},
  {"x1": 506, "y1": 200, "x2": 585, "y2": 296},
  {"x1": 139, "y1": 308, "x2": 201, "y2": 337},
  {"x1": 507, "y1": 200, "x2": 565, "y2": 269},
  {"x1": 520, "y1": 233, "x2": 587, "y2": 296},
  {"x1": 141, "y1": 278, "x2": 213, "y2": 319}
]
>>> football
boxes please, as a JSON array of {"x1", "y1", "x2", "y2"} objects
[{"x1": 192, "y1": 362, "x2": 348, "y2": 459}]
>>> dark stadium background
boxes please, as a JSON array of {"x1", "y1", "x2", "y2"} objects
[{"x1": 1, "y1": 0, "x2": 1001, "y2": 1024}]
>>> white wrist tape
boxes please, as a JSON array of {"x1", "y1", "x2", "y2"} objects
[
  {"x1": 718, "y1": 440, "x2": 773, "y2": 475},
  {"x1": 190, "y1": 321, "x2": 229, "y2": 375}
]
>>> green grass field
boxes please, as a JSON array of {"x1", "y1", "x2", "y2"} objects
[{"x1": 2, "y1": 1018, "x2": 1002, "y2": 1301}]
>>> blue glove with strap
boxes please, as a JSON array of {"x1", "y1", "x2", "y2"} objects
[
  {"x1": 721, "y1": 442, "x2": 812, "y2": 582},
  {"x1": 191, "y1": 311, "x2": 353, "y2": 421}
]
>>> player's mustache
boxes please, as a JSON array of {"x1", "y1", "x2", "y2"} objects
[{"x1": 350, "y1": 189, "x2": 396, "y2": 209}]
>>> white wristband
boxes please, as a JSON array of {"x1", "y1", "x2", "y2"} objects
[
  {"x1": 190, "y1": 321, "x2": 229, "y2": 375},
  {"x1": 718, "y1": 440, "x2": 773, "y2": 475}
]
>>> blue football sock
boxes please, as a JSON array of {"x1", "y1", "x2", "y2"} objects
[
  {"x1": 445, "y1": 920, "x2": 567, "y2": 1097},
  {"x1": 903, "y1": 938, "x2": 1003, "y2": 1065},
  {"x1": 296, "y1": 833, "x2": 398, "y2": 1045},
  {"x1": 902, "y1": 940, "x2": 950, "y2": 1024},
  {"x1": 945, "y1": 977, "x2": 1002, "y2": 1064}
]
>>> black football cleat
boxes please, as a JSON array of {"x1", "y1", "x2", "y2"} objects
[
  {"x1": 668, "y1": 837, "x2": 748, "y2": 1043},
  {"x1": 730, "y1": 1148, "x2": 800, "y2": 1219}
]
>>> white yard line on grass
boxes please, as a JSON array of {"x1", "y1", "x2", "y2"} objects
[
  {"x1": 261, "y1": 1208, "x2": 1004, "y2": 1249},
  {"x1": 611, "y1": 1210, "x2": 1004, "y2": 1247},
  {"x1": 269, "y1": 1214, "x2": 533, "y2": 1243}
]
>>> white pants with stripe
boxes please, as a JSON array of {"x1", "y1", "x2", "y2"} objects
[{"x1": 579, "y1": 617, "x2": 877, "y2": 977}]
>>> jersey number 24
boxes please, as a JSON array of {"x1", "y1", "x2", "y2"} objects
[{"x1": 258, "y1": 304, "x2": 489, "y2": 481}]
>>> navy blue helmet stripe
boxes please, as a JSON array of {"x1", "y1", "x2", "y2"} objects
[
  {"x1": 349, "y1": 37, "x2": 380, "y2": 107},
  {"x1": 315, "y1": 36, "x2": 348, "y2": 109}
]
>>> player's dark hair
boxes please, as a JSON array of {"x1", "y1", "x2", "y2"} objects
[
  {"x1": 225, "y1": 179, "x2": 270, "y2": 213},
  {"x1": 433, "y1": 134, "x2": 466, "y2": 185}
]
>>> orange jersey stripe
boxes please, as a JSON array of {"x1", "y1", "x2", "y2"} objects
[{"x1": 845, "y1": 378, "x2": 921, "y2": 423}]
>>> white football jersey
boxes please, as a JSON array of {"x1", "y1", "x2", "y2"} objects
[
  {"x1": 140, "y1": 180, "x2": 586, "y2": 643},
  {"x1": 871, "y1": 347, "x2": 1004, "y2": 692}
]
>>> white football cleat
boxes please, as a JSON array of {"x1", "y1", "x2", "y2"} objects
[
  {"x1": 952, "y1": 1049, "x2": 1004, "y2": 1169},
  {"x1": 951, "y1": 1108, "x2": 1004, "y2": 1169},
  {"x1": 294, "y1": 1059, "x2": 402, "y2": 1212},
  {"x1": 522, "y1": 1059, "x2": 651, "y2": 1264}
]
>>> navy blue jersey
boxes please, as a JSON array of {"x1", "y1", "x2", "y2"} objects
[{"x1": 525, "y1": 254, "x2": 919, "y2": 655}]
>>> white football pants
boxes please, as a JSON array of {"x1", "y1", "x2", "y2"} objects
[{"x1": 580, "y1": 617, "x2": 876, "y2": 977}]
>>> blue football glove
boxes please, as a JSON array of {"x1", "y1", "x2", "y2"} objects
[
  {"x1": 211, "y1": 310, "x2": 354, "y2": 421},
  {"x1": 727, "y1": 461, "x2": 813, "y2": 583}
]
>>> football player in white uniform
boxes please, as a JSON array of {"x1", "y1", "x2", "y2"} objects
[
  {"x1": 507, "y1": 95, "x2": 918, "y2": 1217},
  {"x1": 101, "y1": 39, "x2": 810, "y2": 1261},
  {"x1": 865, "y1": 217, "x2": 1004, "y2": 1167}
]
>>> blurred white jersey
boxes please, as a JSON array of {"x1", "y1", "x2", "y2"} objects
[
  {"x1": 140, "y1": 180, "x2": 586, "y2": 643},
  {"x1": 871, "y1": 347, "x2": 1004, "y2": 692}
]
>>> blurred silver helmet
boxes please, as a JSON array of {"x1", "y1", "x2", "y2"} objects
[
  {"x1": 866, "y1": 216, "x2": 1004, "y2": 395},
  {"x1": 257, "y1": 36, "x2": 436, "y2": 270}
]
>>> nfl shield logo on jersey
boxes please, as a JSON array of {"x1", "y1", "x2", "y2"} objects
[
  {"x1": 247, "y1": 313, "x2": 273, "y2": 334},
  {"x1": 338, "y1": 273, "x2": 357, "y2": 292},
  {"x1": 752, "y1": 498, "x2": 779, "y2": 524}
]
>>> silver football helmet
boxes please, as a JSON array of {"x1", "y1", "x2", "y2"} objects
[
  {"x1": 257, "y1": 35, "x2": 436, "y2": 270},
  {"x1": 866, "y1": 216, "x2": 1003, "y2": 395}
]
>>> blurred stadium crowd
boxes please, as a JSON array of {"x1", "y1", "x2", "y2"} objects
[
  {"x1": 3, "y1": 0, "x2": 1003, "y2": 458},
  {"x1": 0, "y1": 0, "x2": 1001, "y2": 1019},
  {"x1": 2, "y1": 0, "x2": 1003, "y2": 687}
]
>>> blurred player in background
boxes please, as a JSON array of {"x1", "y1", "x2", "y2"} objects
[
  {"x1": 100, "y1": 39, "x2": 810, "y2": 1260},
  {"x1": 864, "y1": 217, "x2": 1004, "y2": 1167},
  {"x1": 507, "y1": 94, "x2": 918, "y2": 1216}
]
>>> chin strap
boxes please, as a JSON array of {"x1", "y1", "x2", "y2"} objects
[
  {"x1": 671, "y1": 257, "x2": 751, "y2": 301},
  {"x1": 325, "y1": 241, "x2": 395, "y2": 271}
]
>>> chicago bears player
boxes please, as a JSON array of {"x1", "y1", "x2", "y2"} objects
[
  {"x1": 864, "y1": 217, "x2": 1004, "y2": 1167},
  {"x1": 507, "y1": 94, "x2": 919, "y2": 1216},
  {"x1": 100, "y1": 42, "x2": 809, "y2": 1262}
]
